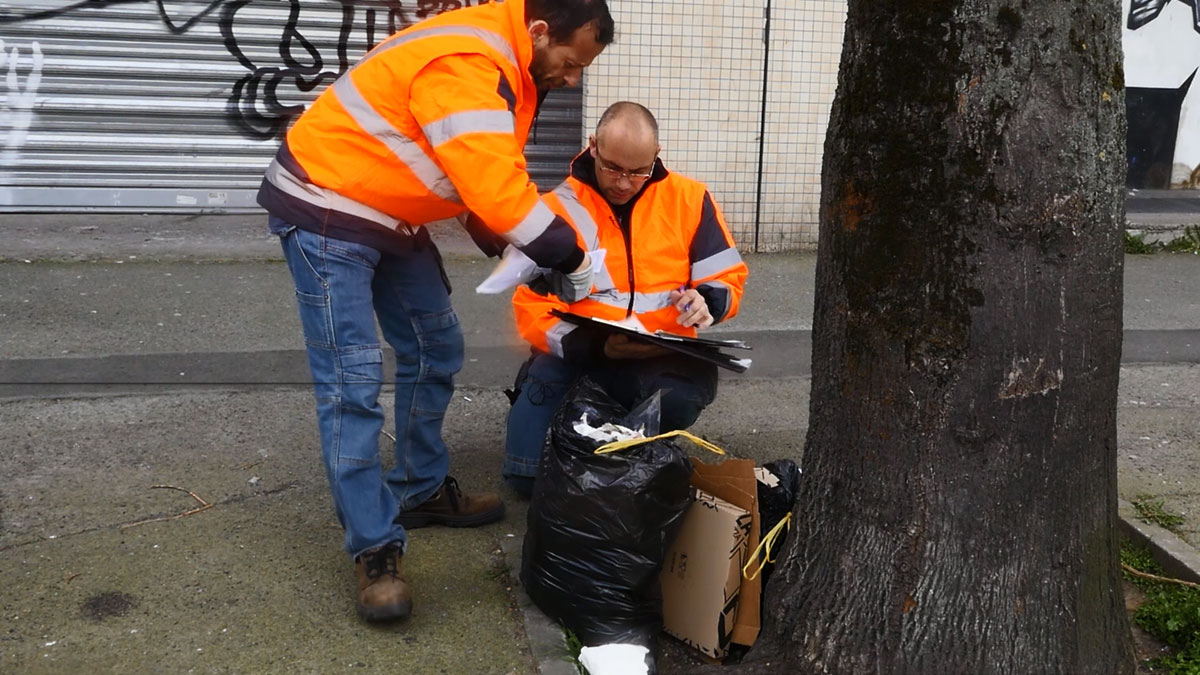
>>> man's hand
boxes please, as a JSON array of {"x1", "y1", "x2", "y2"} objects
[
  {"x1": 603, "y1": 334, "x2": 671, "y2": 359},
  {"x1": 669, "y1": 288, "x2": 712, "y2": 328},
  {"x1": 551, "y1": 253, "x2": 595, "y2": 302}
]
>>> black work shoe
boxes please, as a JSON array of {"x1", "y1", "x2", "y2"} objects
[
  {"x1": 394, "y1": 476, "x2": 505, "y2": 529},
  {"x1": 355, "y1": 545, "x2": 412, "y2": 622}
]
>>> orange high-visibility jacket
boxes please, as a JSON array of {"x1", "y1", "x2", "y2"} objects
[
  {"x1": 256, "y1": 0, "x2": 583, "y2": 273},
  {"x1": 513, "y1": 153, "x2": 748, "y2": 359}
]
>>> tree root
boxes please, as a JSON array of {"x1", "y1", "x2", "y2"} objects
[{"x1": 1122, "y1": 562, "x2": 1200, "y2": 590}]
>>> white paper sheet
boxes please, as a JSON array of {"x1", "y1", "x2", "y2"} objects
[
  {"x1": 571, "y1": 413, "x2": 645, "y2": 443},
  {"x1": 474, "y1": 247, "x2": 606, "y2": 294}
]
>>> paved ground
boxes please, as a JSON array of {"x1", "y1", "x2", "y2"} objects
[
  {"x1": 2, "y1": 204, "x2": 1200, "y2": 673},
  {"x1": 1126, "y1": 189, "x2": 1200, "y2": 214}
]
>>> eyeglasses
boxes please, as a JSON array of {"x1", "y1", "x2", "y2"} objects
[{"x1": 594, "y1": 149, "x2": 655, "y2": 182}]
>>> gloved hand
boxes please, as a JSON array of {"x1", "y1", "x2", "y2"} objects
[{"x1": 550, "y1": 253, "x2": 594, "y2": 302}]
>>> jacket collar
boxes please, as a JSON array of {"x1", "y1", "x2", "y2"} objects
[{"x1": 568, "y1": 149, "x2": 669, "y2": 209}]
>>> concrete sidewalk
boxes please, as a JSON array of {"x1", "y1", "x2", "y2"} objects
[{"x1": 2, "y1": 212, "x2": 1200, "y2": 674}]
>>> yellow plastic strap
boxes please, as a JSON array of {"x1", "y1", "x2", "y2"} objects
[
  {"x1": 594, "y1": 429, "x2": 727, "y2": 456},
  {"x1": 742, "y1": 512, "x2": 793, "y2": 581}
]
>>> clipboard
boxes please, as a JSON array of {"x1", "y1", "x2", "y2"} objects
[{"x1": 550, "y1": 309, "x2": 753, "y2": 373}]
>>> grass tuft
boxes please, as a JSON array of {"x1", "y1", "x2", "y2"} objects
[
  {"x1": 1123, "y1": 542, "x2": 1200, "y2": 673},
  {"x1": 563, "y1": 627, "x2": 587, "y2": 674},
  {"x1": 1125, "y1": 226, "x2": 1200, "y2": 255},
  {"x1": 1133, "y1": 495, "x2": 1187, "y2": 533}
]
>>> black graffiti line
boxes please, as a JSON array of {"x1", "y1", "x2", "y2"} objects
[
  {"x1": 337, "y1": 1, "x2": 355, "y2": 75},
  {"x1": 222, "y1": 1, "x2": 419, "y2": 140},
  {"x1": 1128, "y1": 0, "x2": 1200, "y2": 33},
  {"x1": 222, "y1": 0, "x2": 321, "y2": 73},
  {"x1": 0, "y1": 0, "x2": 143, "y2": 24},
  {"x1": 155, "y1": 0, "x2": 227, "y2": 34},
  {"x1": 0, "y1": 0, "x2": 225, "y2": 32},
  {"x1": 2, "y1": 0, "x2": 447, "y2": 141},
  {"x1": 222, "y1": 0, "x2": 326, "y2": 139}
]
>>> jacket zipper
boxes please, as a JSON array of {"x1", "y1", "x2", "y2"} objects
[{"x1": 616, "y1": 211, "x2": 635, "y2": 318}]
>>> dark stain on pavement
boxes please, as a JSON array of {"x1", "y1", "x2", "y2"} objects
[{"x1": 82, "y1": 591, "x2": 136, "y2": 621}]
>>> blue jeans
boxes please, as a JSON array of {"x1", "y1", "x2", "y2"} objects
[
  {"x1": 503, "y1": 351, "x2": 718, "y2": 482},
  {"x1": 272, "y1": 217, "x2": 463, "y2": 559}
]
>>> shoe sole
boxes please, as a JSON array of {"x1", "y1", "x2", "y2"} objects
[
  {"x1": 357, "y1": 598, "x2": 413, "y2": 623},
  {"x1": 394, "y1": 503, "x2": 506, "y2": 529}
]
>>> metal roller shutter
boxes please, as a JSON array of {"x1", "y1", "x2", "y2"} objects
[{"x1": 0, "y1": 1, "x2": 583, "y2": 213}]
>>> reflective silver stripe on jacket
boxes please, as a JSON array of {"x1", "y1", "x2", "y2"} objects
[
  {"x1": 552, "y1": 182, "x2": 615, "y2": 289},
  {"x1": 328, "y1": 23, "x2": 519, "y2": 203},
  {"x1": 546, "y1": 320, "x2": 575, "y2": 359},
  {"x1": 422, "y1": 109, "x2": 515, "y2": 147},
  {"x1": 585, "y1": 289, "x2": 675, "y2": 313},
  {"x1": 506, "y1": 200, "x2": 556, "y2": 247},
  {"x1": 359, "y1": 24, "x2": 518, "y2": 73},
  {"x1": 691, "y1": 247, "x2": 744, "y2": 281},
  {"x1": 552, "y1": 182, "x2": 600, "y2": 246},
  {"x1": 265, "y1": 158, "x2": 414, "y2": 231},
  {"x1": 332, "y1": 76, "x2": 462, "y2": 203}
]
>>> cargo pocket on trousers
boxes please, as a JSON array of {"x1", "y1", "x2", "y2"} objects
[
  {"x1": 415, "y1": 308, "x2": 464, "y2": 379},
  {"x1": 338, "y1": 346, "x2": 384, "y2": 384}
]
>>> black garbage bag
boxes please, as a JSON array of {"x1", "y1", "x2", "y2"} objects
[
  {"x1": 755, "y1": 459, "x2": 801, "y2": 591},
  {"x1": 520, "y1": 378, "x2": 693, "y2": 649}
]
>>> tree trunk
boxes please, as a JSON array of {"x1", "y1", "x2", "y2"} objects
[{"x1": 741, "y1": 1, "x2": 1133, "y2": 672}]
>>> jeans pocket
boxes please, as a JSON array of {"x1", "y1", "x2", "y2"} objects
[
  {"x1": 294, "y1": 289, "x2": 333, "y2": 349},
  {"x1": 283, "y1": 229, "x2": 329, "y2": 294},
  {"x1": 414, "y1": 308, "x2": 464, "y2": 378}
]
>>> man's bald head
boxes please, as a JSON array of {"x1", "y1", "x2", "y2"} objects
[{"x1": 595, "y1": 101, "x2": 659, "y2": 145}]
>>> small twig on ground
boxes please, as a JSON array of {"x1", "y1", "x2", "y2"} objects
[
  {"x1": 237, "y1": 460, "x2": 264, "y2": 470},
  {"x1": 1122, "y1": 562, "x2": 1200, "y2": 590},
  {"x1": 381, "y1": 430, "x2": 397, "y2": 443},
  {"x1": 118, "y1": 485, "x2": 214, "y2": 530}
]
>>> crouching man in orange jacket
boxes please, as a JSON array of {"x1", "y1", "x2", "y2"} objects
[
  {"x1": 257, "y1": 0, "x2": 614, "y2": 622},
  {"x1": 503, "y1": 101, "x2": 749, "y2": 497}
]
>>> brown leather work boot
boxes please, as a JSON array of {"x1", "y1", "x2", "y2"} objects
[
  {"x1": 394, "y1": 476, "x2": 505, "y2": 529},
  {"x1": 355, "y1": 545, "x2": 412, "y2": 622}
]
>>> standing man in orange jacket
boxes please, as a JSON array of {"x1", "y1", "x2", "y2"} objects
[
  {"x1": 503, "y1": 102, "x2": 749, "y2": 497},
  {"x1": 257, "y1": 0, "x2": 614, "y2": 622}
]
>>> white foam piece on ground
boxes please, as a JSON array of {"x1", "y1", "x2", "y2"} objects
[{"x1": 577, "y1": 643, "x2": 650, "y2": 675}]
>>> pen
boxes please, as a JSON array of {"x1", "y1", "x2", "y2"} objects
[{"x1": 677, "y1": 286, "x2": 692, "y2": 312}]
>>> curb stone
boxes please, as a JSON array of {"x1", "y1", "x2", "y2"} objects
[
  {"x1": 500, "y1": 534, "x2": 581, "y2": 675},
  {"x1": 1119, "y1": 498, "x2": 1200, "y2": 584}
]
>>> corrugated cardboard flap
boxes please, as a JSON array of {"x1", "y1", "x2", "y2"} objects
[{"x1": 689, "y1": 457, "x2": 761, "y2": 646}]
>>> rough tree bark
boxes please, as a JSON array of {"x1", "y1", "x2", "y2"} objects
[{"x1": 732, "y1": 1, "x2": 1133, "y2": 673}]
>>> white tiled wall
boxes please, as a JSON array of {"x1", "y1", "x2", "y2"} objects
[{"x1": 584, "y1": 0, "x2": 846, "y2": 251}]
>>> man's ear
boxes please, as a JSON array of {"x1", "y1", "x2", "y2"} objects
[{"x1": 527, "y1": 19, "x2": 549, "y2": 45}]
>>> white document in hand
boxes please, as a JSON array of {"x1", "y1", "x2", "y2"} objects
[
  {"x1": 474, "y1": 245, "x2": 543, "y2": 294},
  {"x1": 475, "y1": 247, "x2": 607, "y2": 295}
]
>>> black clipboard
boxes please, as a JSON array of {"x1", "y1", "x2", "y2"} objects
[{"x1": 550, "y1": 309, "x2": 752, "y2": 373}]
